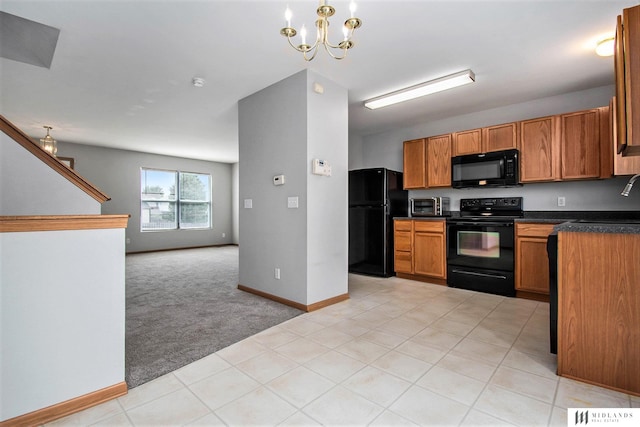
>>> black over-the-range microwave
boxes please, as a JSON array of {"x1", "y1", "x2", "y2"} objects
[{"x1": 451, "y1": 148, "x2": 520, "y2": 188}]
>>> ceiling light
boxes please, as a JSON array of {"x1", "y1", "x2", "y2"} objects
[
  {"x1": 280, "y1": 1, "x2": 362, "y2": 61},
  {"x1": 192, "y1": 77, "x2": 205, "y2": 87},
  {"x1": 595, "y1": 36, "x2": 614, "y2": 57},
  {"x1": 364, "y1": 70, "x2": 476, "y2": 110},
  {"x1": 39, "y1": 125, "x2": 57, "y2": 156}
]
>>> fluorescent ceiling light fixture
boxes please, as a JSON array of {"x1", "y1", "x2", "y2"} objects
[{"x1": 364, "y1": 69, "x2": 475, "y2": 110}]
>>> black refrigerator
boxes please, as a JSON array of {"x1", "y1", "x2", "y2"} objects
[{"x1": 349, "y1": 168, "x2": 408, "y2": 277}]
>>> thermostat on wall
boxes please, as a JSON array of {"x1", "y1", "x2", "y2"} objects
[
  {"x1": 312, "y1": 159, "x2": 331, "y2": 176},
  {"x1": 273, "y1": 174, "x2": 286, "y2": 185}
]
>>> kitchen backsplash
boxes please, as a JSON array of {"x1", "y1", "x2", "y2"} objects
[{"x1": 408, "y1": 176, "x2": 639, "y2": 212}]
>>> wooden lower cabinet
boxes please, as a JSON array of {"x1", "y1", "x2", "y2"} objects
[
  {"x1": 413, "y1": 221, "x2": 446, "y2": 279},
  {"x1": 394, "y1": 219, "x2": 446, "y2": 282},
  {"x1": 515, "y1": 223, "x2": 556, "y2": 298},
  {"x1": 394, "y1": 220, "x2": 413, "y2": 274},
  {"x1": 557, "y1": 231, "x2": 640, "y2": 395}
]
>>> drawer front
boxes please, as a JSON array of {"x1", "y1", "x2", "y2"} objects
[
  {"x1": 516, "y1": 223, "x2": 556, "y2": 238},
  {"x1": 395, "y1": 232, "x2": 412, "y2": 251},
  {"x1": 394, "y1": 251, "x2": 413, "y2": 273},
  {"x1": 395, "y1": 220, "x2": 413, "y2": 231},
  {"x1": 414, "y1": 220, "x2": 445, "y2": 233}
]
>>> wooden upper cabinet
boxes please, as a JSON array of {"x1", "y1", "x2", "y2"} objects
[
  {"x1": 616, "y1": 5, "x2": 640, "y2": 156},
  {"x1": 483, "y1": 123, "x2": 518, "y2": 152},
  {"x1": 403, "y1": 136, "x2": 451, "y2": 189},
  {"x1": 405, "y1": 104, "x2": 623, "y2": 185},
  {"x1": 519, "y1": 115, "x2": 560, "y2": 182},
  {"x1": 426, "y1": 134, "x2": 452, "y2": 187},
  {"x1": 599, "y1": 105, "x2": 613, "y2": 179},
  {"x1": 452, "y1": 129, "x2": 482, "y2": 156},
  {"x1": 560, "y1": 109, "x2": 601, "y2": 179},
  {"x1": 615, "y1": 14, "x2": 628, "y2": 154},
  {"x1": 453, "y1": 124, "x2": 517, "y2": 156},
  {"x1": 403, "y1": 138, "x2": 426, "y2": 189},
  {"x1": 611, "y1": 99, "x2": 640, "y2": 175}
]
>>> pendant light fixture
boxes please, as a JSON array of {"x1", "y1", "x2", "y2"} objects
[
  {"x1": 39, "y1": 125, "x2": 58, "y2": 156},
  {"x1": 280, "y1": 1, "x2": 362, "y2": 61}
]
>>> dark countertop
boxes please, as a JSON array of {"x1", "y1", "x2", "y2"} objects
[
  {"x1": 522, "y1": 210, "x2": 640, "y2": 221},
  {"x1": 397, "y1": 211, "x2": 640, "y2": 234},
  {"x1": 515, "y1": 218, "x2": 566, "y2": 224},
  {"x1": 553, "y1": 221, "x2": 640, "y2": 234},
  {"x1": 522, "y1": 211, "x2": 640, "y2": 234},
  {"x1": 394, "y1": 216, "x2": 448, "y2": 221}
]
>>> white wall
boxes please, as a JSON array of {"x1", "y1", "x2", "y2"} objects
[
  {"x1": 232, "y1": 162, "x2": 239, "y2": 245},
  {"x1": 306, "y1": 71, "x2": 349, "y2": 304},
  {"x1": 238, "y1": 70, "x2": 348, "y2": 306},
  {"x1": 239, "y1": 70, "x2": 309, "y2": 304},
  {"x1": 56, "y1": 142, "x2": 234, "y2": 253},
  {"x1": 348, "y1": 131, "x2": 364, "y2": 170},
  {"x1": 0, "y1": 228, "x2": 125, "y2": 421},
  {"x1": 353, "y1": 85, "x2": 640, "y2": 211},
  {"x1": 0, "y1": 132, "x2": 101, "y2": 215}
]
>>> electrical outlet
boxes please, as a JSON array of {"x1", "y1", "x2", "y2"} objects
[
  {"x1": 222, "y1": 232, "x2": 226, "y2": 238},
  {"x1": 275, "y1": 268, "x2": 280, "y2": 280},
  {"x1": 558, "y1": 196, "x2": 566, "y2": 207},
  {"x1": 126, "y1": 238, "x2": 131, "y2": 244}
]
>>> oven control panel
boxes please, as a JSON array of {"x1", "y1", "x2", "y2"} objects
[
  {"x1": 459, "y1": 197, "x2": 523, "y2": 216},
  {"x1": 460, "y1": 197, "x2": 522, "y2": 209}
]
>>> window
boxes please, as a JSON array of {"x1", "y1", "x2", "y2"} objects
[{"x1": 140, "y1": 168, "x2": 211, "y2": 231}]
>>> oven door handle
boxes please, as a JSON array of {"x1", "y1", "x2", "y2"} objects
[
  {"x1": 451, "y1": 269, "x2": 508, "y2": 280},
  {"x1": 448, "y1": 221, "x2": 514, "y2": 227}
]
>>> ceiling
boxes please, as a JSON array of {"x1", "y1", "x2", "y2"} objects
[{"x1": 1, "y1": 0, "x2": 639, "y2": 164}]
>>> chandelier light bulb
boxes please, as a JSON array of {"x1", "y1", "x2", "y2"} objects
[
  {"x1": 285, "y1": 7, "x2": 292, "y2": 27},
  {"x1": 349, "y1": 1, "x2": 356, "y2": 17},
  {"x1": 300, "y1": 24, "x2": 307, "y2": 45}
]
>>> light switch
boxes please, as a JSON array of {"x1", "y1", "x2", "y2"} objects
[
  {"x1": 287, "y1": 196, "x2": 298, "y2": 208},
  {"x1": 244, "y1": 199, "x2": 253, "y2": 209}
]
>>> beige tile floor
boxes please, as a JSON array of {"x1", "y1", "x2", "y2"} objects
[{"x1": 47, "y1": 274, "x2": 639, "y2": 426}]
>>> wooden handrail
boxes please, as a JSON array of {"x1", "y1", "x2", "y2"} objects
[
  {"x1": 0, "y1": 115, "x2": 110, "y2": 203},
  {"x1": 0, "y1": 215, "x2": 130, "y2": 232}
]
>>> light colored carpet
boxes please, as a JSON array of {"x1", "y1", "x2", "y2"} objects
[{"x1": 125, "y1": 246, "x2": 303, "y2": 388}]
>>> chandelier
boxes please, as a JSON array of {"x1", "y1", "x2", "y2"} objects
[
  {"x1": 280, "y1": 1, "x2": 362, "y2": 61},
  {"x1": 39, "y1": 125, "x2": 58, "y2": 156}
]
